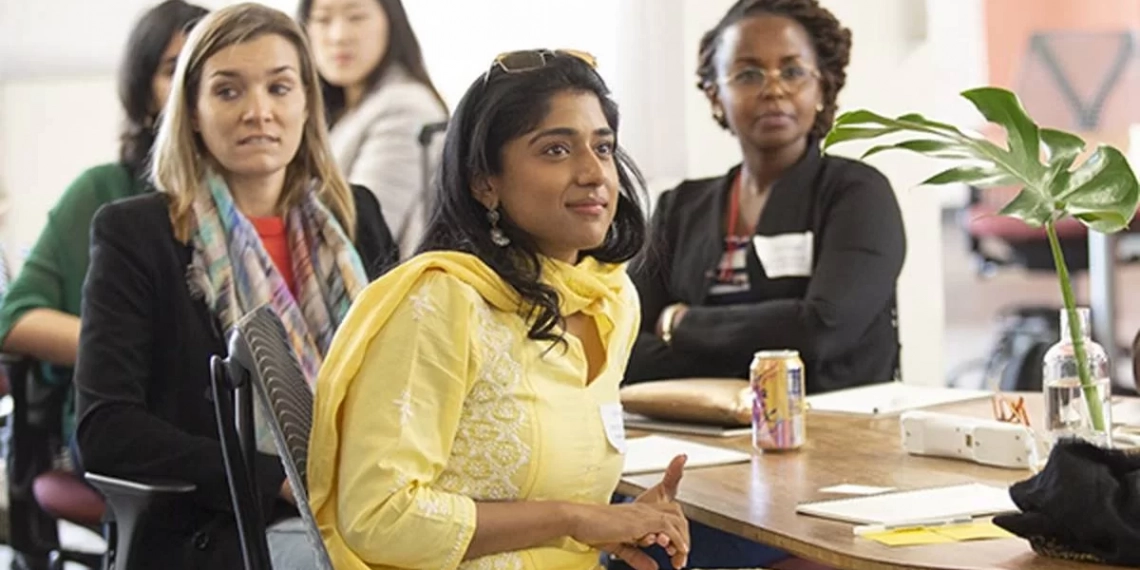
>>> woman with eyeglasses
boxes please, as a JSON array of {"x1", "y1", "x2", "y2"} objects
[
  {"x1": 308, "y1": 50, "x2": 692, "y2": 570},
  {"x1": 623, "y1": 2, "x2": 904, "y2": 567},
  {"x1": 628, "y1": 0, "x2": 905, "y2": 393},
  {"x1": 299, "y1": 0, "x2": 448, "y2": 259}
]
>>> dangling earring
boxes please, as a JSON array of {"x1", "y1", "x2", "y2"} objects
[
  {"x1": 486, "y1": 207, "x2": 510, "y2": 247},
  {"x1": 815, "y1": 102, "x2": 825, "y2": 113},
  {"x1": 713, "y1": 108, "x2": 726, "y2": 123}
]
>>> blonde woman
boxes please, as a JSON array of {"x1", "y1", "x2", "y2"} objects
[{"x1": 73, "y1": 3, "x2": 395, "y2": 568}]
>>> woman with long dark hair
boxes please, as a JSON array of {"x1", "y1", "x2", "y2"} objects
[
  {"x1": 299, "y1": 0, "x2": 448, "y2": 258},
  {"x1": 0, "y1": 0, "x2": 208, "y2": 439},
  {"x1": 308, "y1": 50, "x2": 692, "y2": 569}
]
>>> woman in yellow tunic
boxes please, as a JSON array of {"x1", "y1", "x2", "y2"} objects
[{"x1": 309, "y1": 50, "x2": 692, "y2": 570}]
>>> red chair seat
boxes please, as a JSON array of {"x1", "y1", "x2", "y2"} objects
[
  {"x1": 967, "y1": 205, "x2": 1087, "y2": 242},
  {"x1": 33, "y1": 470, "x2": 106, "y2": 527}
]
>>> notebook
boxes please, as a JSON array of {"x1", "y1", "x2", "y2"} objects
[
  {"x1": 623, "y1": 435, "x2": 752, "y2": 475},
  {"x1": 623, "y1": 412, "x2": 752, "y2": 438},
  {"x1": 806, "y1": 382, "x2": 991, "y2": 416},
  {"x1": 795, "y1": 483, "x2": 1018, "y2": 525}
]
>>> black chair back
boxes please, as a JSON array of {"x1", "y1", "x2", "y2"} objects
[
  {"x1": 405, "y1": 120, "x2": 448, "y2": 252},
  {"x1": 228, "y1": 305, "x2": 333, "y2": 570},
  {"x1": 209, "y1": 355, "x2": 272, "y2": 570}
]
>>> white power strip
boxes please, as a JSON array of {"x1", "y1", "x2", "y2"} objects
[{"x1": 899, "y1": 410, "x2": 1038, "y2": 469}]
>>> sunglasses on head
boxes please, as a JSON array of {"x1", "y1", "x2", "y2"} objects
[{"x1": 482, "y1": 49, "x2": 598, "y2": 84}]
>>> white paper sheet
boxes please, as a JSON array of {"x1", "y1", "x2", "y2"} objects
[
  {"x1": 819, "y1": 484, "x2": 896, "y2": 495},
  {"x1": 623, "y1": 435, "x2": 752, "y2": 475},
  {"x1": 796, "y1": 483, "x2": 1017, "y2": 525},
  {"x1": 806, "y1": 382, "x2": 991, "y2": 416}
]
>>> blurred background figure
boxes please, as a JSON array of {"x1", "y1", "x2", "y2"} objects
[
  {"x1": 0, "y1": 3, "x2": 207, "y2": 567},
  {"x1": 0, "y1": 0, "x2": 208, "y2": 452},
  {"x1": 300, "y1": 0, "x2": 449, "y2": 260}
]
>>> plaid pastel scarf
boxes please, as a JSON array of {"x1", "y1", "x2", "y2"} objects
[{"x1": 187, "y1": 174, "x2": 367, "y2": 452}]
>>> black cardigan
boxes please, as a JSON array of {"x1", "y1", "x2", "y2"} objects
[
  {"x1": 627, "y1": 143, "x2": 906, "y2": 394},
  {"x1": 74, "y1": 186, "x2": 394, "y2": 568}
]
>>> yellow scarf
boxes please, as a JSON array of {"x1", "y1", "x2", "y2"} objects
[{"x1": 308, "y1": 250, "x2": 628, "y2": 527}]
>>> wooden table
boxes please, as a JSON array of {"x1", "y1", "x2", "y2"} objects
[{"x1": 618, "y1": 395, "x2": 1138, "y2": 570}]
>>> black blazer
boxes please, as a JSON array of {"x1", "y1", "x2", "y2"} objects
[
  {"x1": 74, "y1": 186, "x2": 394, "y2": 568},
  {"x1": 628, "y1": 143, "x2": 906, "y2": 394}
]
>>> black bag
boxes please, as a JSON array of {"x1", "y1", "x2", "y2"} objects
[
  {"x1": 994, "y1": 439, "x2": 1140, "y2": 566},
  {"x1": 983, "y1": 306, "x2": 1060, "y2": 391}
]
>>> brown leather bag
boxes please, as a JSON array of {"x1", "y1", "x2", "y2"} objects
[{"x1": 620, "y1": 378, "x2": 752, "y2": 427}]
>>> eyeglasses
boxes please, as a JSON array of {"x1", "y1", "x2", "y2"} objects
[
  {"x1": 717, "y1": 63, "x2": 821, "y2": 93},
  {"x1": 483, "y1": 49, "x2": 598, "y2": 84}
]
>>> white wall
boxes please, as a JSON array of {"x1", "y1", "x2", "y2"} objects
[
  {"x1": 0, "y1": 0, "x2": 301, "y2": 79},
  {"x1": 404, "y1": 0, "x2": 620, "y2": 111},
  {"x1": 610, "y1": 0, "x2": 690, "y2": 195},
  {"x1": 0, "y1": 78, "x2": 119, "y2": 255},
  {"x1": 0, "y1": 0, "x2": 299, "y2": 257}
]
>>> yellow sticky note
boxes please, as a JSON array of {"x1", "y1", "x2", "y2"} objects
[
  {"x1": 862, "y1": 528, "x2": 956, "y2": 546},
  {"x1": 933, "y1": 522, "x2": 1015, "y2": 541}
]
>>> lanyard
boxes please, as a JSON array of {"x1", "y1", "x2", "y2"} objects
[{"x1": 720, "y1": 172, "x2": 751, "y2": 282}]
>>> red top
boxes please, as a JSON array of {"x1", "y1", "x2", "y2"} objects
[{"x1": 250, "y1": 216, "x2": 295, "y2": 295}]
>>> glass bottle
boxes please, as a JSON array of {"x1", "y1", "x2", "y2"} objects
[{"x1": 1042, "y1": 307, "x2": 1112, "y2": 446}]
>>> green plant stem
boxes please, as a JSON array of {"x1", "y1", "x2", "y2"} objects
[{"x1": 1045, "y1": 219, "x2": 1107, "y2": 432}]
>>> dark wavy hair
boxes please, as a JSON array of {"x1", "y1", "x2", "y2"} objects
[
  {"x1": 697, "y1": 0, "x2": 852, "y2": 139},
  {"x1": 297, "y1": 0, "x2": 447, "y2": 124},
  {"x1": 419, "y1": 52, "x2": 648, "y2": 345},
  {"x1": 118, "y1": 0, "x2": 209, "y2": 179}
]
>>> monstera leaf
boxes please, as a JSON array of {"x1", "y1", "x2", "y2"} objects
[{"x1": 823, "y1": 87, "x2": 1140, "y2": 432}]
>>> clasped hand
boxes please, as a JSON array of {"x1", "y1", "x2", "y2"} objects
[{"x1": 598, "y1": 454, "x2": 689, "y2": 570}]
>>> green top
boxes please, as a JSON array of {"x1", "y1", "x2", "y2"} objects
[{"x1": 0, "y1": 163, "x2": 149, "y2": 437}]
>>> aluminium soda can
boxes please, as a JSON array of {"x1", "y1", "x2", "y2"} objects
[{"x1": 751, "y1": 349, "x2": 806, "y2": 451}]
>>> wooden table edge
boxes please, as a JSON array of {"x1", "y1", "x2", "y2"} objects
[{"x1": 617, "y1": 479, "x2": 973, "y2": 570}]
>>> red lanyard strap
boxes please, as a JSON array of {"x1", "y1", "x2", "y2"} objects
[{"x1": 719, "y1": 173, "x2": 745, "y2": 282}]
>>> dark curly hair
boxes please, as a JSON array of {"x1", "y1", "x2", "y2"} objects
[
  {"x1": 419, "y1": 52, "x2": 648, "y2": 346},
  {"x1": 696, "y1": 0, "x2": 852, "y2": 140}
]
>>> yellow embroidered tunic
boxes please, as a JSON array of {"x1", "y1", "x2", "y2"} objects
[{"x1": 308, "y1": 252, "x2": 639, "y2": 570}]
